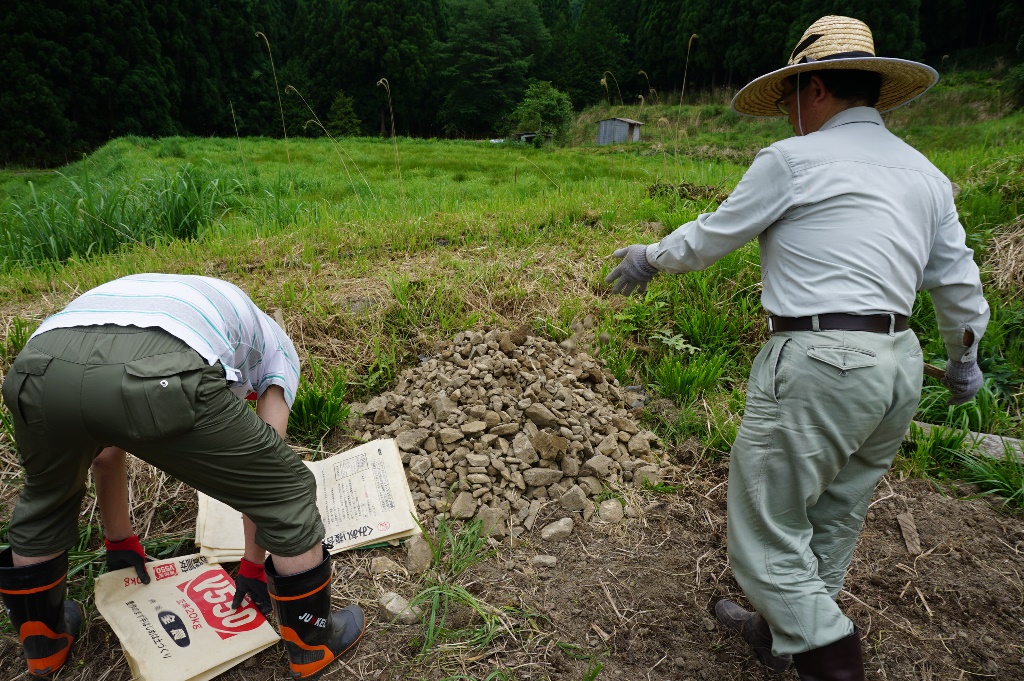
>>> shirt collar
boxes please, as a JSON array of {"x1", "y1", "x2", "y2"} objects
[{"x1": 819, "y1": 106, "x2": 884, "y2": 131}]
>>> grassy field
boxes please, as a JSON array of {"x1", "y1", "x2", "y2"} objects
[{"x1": 1, "y1": 78, "x2": 1023, "y2": 678}]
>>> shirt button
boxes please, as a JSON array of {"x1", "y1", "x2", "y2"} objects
[{"x1": 159, "y1": 379, "x2": 169, "y2": 387}]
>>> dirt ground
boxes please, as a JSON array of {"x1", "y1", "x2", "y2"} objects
[{"x1": 3, "y1": 450, "x2": 1023, "y2": 681}]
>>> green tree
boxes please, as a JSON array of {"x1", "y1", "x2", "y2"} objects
[
  {"x1": 0, "y1": 2, "x2": 74, "y2": 164},
  {"x1": 325, "y1": 90, "x2": 362, "y2": 136},
  {"x1": 794, "y1": 1, "x2": 923, "y2": 60},
  {"x1": 335, "y1": 0, "x2": 441, "y2": 136},
  {"x1": 510, "y1": 81, "x2": 574, "y2": 138},
  {"x1": 437, "y1": 0, "x2": 550, "y2": 135}
]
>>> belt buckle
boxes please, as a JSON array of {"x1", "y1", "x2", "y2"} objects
[{"x1": 767, "y1": 316, "x2": 774, "y2": 333}]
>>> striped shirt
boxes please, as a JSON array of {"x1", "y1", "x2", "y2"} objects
[{"x1": 32, "y1": 274, "x2": 301, "y2": 407}]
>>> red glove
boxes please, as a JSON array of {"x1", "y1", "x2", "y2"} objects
[
  {"x1": 105, "y1": 535, "x2": 150, "y2": 584},
  {"x1": 232, "y1": 558, "x2": 271, "y2": 616}
]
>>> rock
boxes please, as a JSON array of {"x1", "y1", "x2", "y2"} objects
[
  {"x1": 450, "y1": 491, "x2": 477, "y2": 518},
  {"x1": 440, "y1": 428, "x2": 465, "y2": 444},
  {"x1": 429, "y1": 393, "x2": 458, "y2": 420},
  {"x1": 365, "y1": 396, "x2": 388, "y2": 413},
  {"x1": 397, "y1": 428, "x2": 430, "y2": 452},
  {"x1": 598, "y1": 499, "x2": 624, "y2": 523},
  {"x1": 370, "y1": 556, "x2": 406, "y2": 577},
  {"x1": 558, "y1": 485, "x2": 588, "y2": 512},
  {"x1": 581, "y1": 454, "x2": 615, "y2": 479},
  {"x1": 408, "y1": 455, "x2": 432, "y2": 476},
  {"x1": 508, "y1": 324, "x2": 530, "y2": 345},
  {"x1": 490, "y1": 423, "x2": 519, "y2": 437},
  {"x1": 461, "y1": 420, "x2": 487, "y2": 435},
  {"x1": 533, "y1": 431, "x2": 569, "y2": 461},
  {"x1": 596, "y1": 434, "x2": 620, "y2": 456},
  {"x1": 512, "y1": 433, "x2": 539, "y2": 464},
  {"x1": 379, "y1": 592, "x2": 420, "y2": 625},
  {"x1": 525, "y1": 403, "x2": 558, "y2": 428},
  {"x1": 627, "y1": 432, "x2": 651, "y2": 457},
  {"x1": 578, "y1": 476, "x2": 604, "y2": 496},
  {"x1": 633, "y1": 465, "x2": 661, "y2": 487},
  {"x1": 523, "y1": 500, "x2": 542, "y2": 530},
  {"x1": 540, "y1": 517, "x2": 574, "y2": 542},
  {"x1": 532, "y1": 555, "x2": 558, "y2": 568},
  {"x1": 466, "y1": 453, "x2": 491, "y2": 467},
  {"x1": 523, "y1": 468, "x2": 564, "y2": 487},
  {"x1": 499, "y1": 333, "x2": 516, "y2": 354},
  {"x1": 404, "y1": 534, "x2": 433, "y2": 574},
  {"x1": 477, "y1": 506, "x2": 509, "y2": 537},
  {"x1": 561, "y1": 456, "x2": 581, "y2": 476}
]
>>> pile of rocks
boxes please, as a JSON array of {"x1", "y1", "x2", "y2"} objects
[{"x1": 349, "y1": 327, "x2": 667, "y2": 538}]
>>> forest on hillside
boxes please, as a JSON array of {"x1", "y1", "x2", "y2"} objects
[{"x1": 2, "y1": 0, "x2": 1022, "y2": 165}]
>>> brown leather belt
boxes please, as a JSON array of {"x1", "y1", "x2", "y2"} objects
[{"x1": 769, "y1": 313, "x2": 909, "y2": 334}]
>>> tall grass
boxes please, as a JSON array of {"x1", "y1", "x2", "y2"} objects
[{"x1": 0, "y1": 163, "x2": 237, "y2": 270}]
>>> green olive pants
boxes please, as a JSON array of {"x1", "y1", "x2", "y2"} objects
[
  {"x1": 727, "y1": 328, "x2": 922, "y2": 655},
  {"x1": 2, "y1": 325, "x2": 323, "y2": 557}
]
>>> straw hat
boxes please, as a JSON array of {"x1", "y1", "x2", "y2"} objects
[{"x1": 731, "y1": 16, "x2": 938, "y2": 117}]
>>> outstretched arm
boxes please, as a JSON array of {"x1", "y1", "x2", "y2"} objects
[{"x1": 93, "y1": 446, "x2": 149, "y2": 582}]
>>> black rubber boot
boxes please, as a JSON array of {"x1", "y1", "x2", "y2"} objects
[
  {"x1": 0, "y1": 548, "x2": 83, "y2": 677},
  {"x1": 793, "y1": 631, "x2": 865, "y2": 681},
  {"x1": 265, "y1": 547, "x2": 365, "y2": 680},
  {"x1": 714, "y1": 599, "x2": 792, "y2": 672}
]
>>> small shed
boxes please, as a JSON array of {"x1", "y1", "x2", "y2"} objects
[{"x1": 596, "y1": 117, "x2": 644, "y2": 145}]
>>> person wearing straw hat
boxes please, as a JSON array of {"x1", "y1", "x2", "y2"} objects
[{"x1": 605, "y1": 15, "x2": 989, "y2": 680}]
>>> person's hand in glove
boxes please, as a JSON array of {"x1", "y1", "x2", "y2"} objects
[
  {"x1": 943, "y1": 358, "x2": 983, "y2": 405},
  {"x1": 232, "y1": 558, "x2": 272, "y2": 616},
  {"x1": 105, "y1": 534, "x2": 150, "y2": 584},
  {"x1": 605, "y1": 244, "x2": 658, "y2": 295}
]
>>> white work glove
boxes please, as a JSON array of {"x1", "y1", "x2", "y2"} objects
[
  {"x1": 943, "y1": 359, "x2": 983, "y2": 405},
  {"x1": 605, "y1": 244, "x2": 658, "y2": 295}
]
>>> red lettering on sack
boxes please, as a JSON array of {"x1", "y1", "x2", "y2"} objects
[
  {"x1": 153, "y1": 563, "x2": 179, "y2": 581},
  {"x1": 176, "y1": 569, "x2": 267, "y2": 640}
]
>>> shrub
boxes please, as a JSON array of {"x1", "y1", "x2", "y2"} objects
[{"x1": 510, "y1": 82, "x2": 574, "y2": 140}]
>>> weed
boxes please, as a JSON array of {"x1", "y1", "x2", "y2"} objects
[
  {"x1": 423, "y1": 514, "x2": 493, "y2": 582},
  {"x1": 958, "y1": 441, "x2": 1024, "y2": 507},
  {"x1": 917, "y1": 378, "x2": 1017, "y2": 435},
  {"x1": 377, "y1": 78, "x2": 405, "y2": 206},
  {"x1": 256, "y1": 31, "x2": 292, "y2": 189},
  {"x1": 289, "y1": 358, "x2": 350, "y2": 448},
  {"x1": 1, "y1": 316, "x2": 34, "y2": 367},
  {"x1": 650, "y1": 351, "x2": 727, "y2": 404},
  {"x1": 895, "y1": 422, "x2": 970, "y2": 479}
]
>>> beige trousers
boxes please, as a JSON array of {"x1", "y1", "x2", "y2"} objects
[{"x1": 726, "y1": 328, "x2": 922, "y2": 655}]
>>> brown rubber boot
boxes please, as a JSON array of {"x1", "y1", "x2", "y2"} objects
[
  {"x1": 793, "y1": 631, "x2": 865, "y2": 681},
  {"x1": 0, "y1": 548, "x2": 83, "y2": 677},
  {"x1": 714, "y1": 599, "x2": 792, "y2": 672}
]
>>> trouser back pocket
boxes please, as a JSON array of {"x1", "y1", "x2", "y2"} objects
[{"x1": 122, "y1": 350, "x2": 207, "y2": 440}]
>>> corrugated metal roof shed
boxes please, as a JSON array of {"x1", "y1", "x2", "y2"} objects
[{"x1": 596, "y1": 118, "x2": 644, "y2": 145}]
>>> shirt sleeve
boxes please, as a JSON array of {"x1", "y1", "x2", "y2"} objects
[
  {"x1": 255, "y1": 315, "x2": 302, "y2": 409},
  {"x1": 921, "y1": 195, "x2": 990, "y2": 362},
  {"x1": 645, "y1": 146, "x2": 796, "y2": 273}
]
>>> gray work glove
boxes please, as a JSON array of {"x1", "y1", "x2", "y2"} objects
[
  {"x1": 943, "y1": 359, "x2": 983, "y2": 405},
  {"x1": 605, "y1": 244, "x2": 658, "y2": 295}
]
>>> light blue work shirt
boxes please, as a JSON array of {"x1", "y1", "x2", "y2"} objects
[{"x1": 646, "y1": 107, "x2": 989, "y2": 362}]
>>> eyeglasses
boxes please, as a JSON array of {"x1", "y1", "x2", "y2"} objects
[{"x1": 775, "y1": 87, "x2": 799, "y2": 114}]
